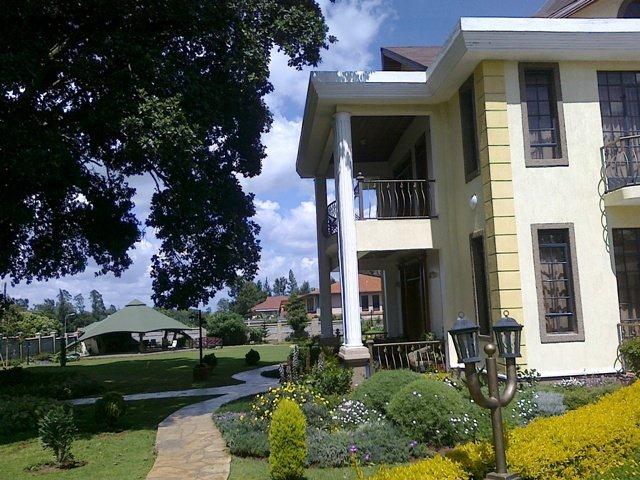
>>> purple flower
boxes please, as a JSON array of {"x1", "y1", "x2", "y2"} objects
[
  {"x1": 409, "y1": 440, "x2": 418, "y2": 449},
  {"x1": 349, "y1": 444, "x2": 358, "y2": 454},
  {"x1": 364, "y1": 452, "x2": 371, "y2": 462}
]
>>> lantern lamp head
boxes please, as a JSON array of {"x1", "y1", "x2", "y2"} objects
[
  {"x1": 448, "y1": 312, "x2": 481, "y2": 364},
  {"x1": 492, "y1": 310, "x2": 523, "y2": 359}
]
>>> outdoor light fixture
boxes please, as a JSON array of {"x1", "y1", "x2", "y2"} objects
[
  {"x1": 449, "y1": 312, "x2": 481, "y2": 363},
  {"x1": 448, "y1": 311, "x2": 523, "y2": 480}
]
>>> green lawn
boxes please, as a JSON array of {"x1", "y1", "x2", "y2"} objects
[
  {"x1": 229, "y1": 457, "x2": 379, "y2": 480},
  {"x1": 593, "y1": 450, "x2": 640, "y2": 480},
  {"x1": 0, "y1": 396, "x2": 216, "y2": 479},
  {"x1": 28, "y1": 344, "x2": 290, "y2": 395}
]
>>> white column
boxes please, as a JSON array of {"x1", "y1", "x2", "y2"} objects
[
  {"x1": 333, "y1": 112, "x2": 363, "y2": 348},
  {"x1": 314, "y1": 178, "x2": 334, "y2": 339}
]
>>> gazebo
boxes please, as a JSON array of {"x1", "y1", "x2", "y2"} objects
[{"x1": 77, "y1": 299, "x2": 193, "y2": 355}]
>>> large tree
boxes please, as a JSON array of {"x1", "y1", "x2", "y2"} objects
[{"x1": 0, "y1": 1, "x2": 333, "y2": 308}]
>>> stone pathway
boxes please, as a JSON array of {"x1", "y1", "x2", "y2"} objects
[
  {"x1": 71, "y1": 365, "x2": 279, "y2": 480},
  {"x1": 146, "y1": 365, "x2": 278, "y2": 480}
]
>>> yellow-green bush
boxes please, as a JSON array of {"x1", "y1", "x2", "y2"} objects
[
  {"x1": 368, "y1": 455, "x2": 468, "y2": 480},
  {"x1": 447, "y1": 381, "x2": 640, "y2": 480},
  {"x1": 268, "y1": 398, "x2": 307, "y2": 480}
]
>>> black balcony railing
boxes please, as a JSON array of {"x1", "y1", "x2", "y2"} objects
[
  {"x1": 601, "y1": 134, "x2": 640, "y2": 192},
  {"x1": 356, "y1": 178, "x2": 436, "y2": 220},
  {"x1": 323, "y1": 178, "x2": 436, "y2": 238}
]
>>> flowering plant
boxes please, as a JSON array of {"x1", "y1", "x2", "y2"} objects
[
  {"x1": 252, "y1": 382, "x2": 328, "y2": 421},
  {"x1": 330, "y1": 399, "x2": 384, "y2": 429}
]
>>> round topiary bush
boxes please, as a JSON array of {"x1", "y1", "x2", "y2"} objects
[
  {"x1": 386, "y1": 378, "x2": 479, "y2": 447},
  {"x1": 94, "y1": 391, "x2": 126, "y2": 429},
  {"x1": 245, "y1": 348, "x2": 260, "y2": 366},
  {"x1": 351, "y1": 369, "x2": 422, "y2": 413},
  {"x1": 202, "y1": 352, "x2": 218, "y2": 368}
]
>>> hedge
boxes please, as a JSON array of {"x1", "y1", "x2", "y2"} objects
[
  {"x1": 447, "y1": 380, "x2": 640, "y2": 480},
  {"x1": 374, "y1": 380, "x2": 640, "y2": 480},
  {"x1": 269, "y1": 398, "x2": 307, "y2": 480},
  {"x1": 368, "y1": 455, "x2": 468, "y2": 480}
]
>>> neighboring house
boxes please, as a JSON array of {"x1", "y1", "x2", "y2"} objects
[
  {"x1": 297, "y1": 0, "x2": 640, "y2": 377},
  {"x1": 303, "y1": 274, "x2": 384, "y2": 317},
  {"x1": 251, "y1": 295, "x2": 289, "y2": 319}
]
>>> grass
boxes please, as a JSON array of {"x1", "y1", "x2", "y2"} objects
[
  {"x1": 27, "y1": 344, "x2": 290, "y2": 395},
  {"x1": 0, "y1": 396, "x2": 216, "y2": 479},
  {"x1": 592, "y1": 450, "x2": 640, "y2": 480},
  {"x1": 217, "y1": 394, "x2": 258, "y2": 414},
  {"x1": 229, "y1": 457, "x2": 379, "y2": 480}
]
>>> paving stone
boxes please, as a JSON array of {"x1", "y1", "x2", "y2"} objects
[{"x1": 144, "y1": 365, "x2": 278, "y2": 480}]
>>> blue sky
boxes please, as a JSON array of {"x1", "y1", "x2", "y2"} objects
[{"x1": 10, "y1": 0, "x2": 545, "y2": 310}]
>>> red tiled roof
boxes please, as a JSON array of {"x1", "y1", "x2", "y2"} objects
[
  {"x1": 252, "y1": 295, "x2": 288, "y2": 312},
  {"x1": 308, "y1": 274, "x2": 382, "y2": 296}
]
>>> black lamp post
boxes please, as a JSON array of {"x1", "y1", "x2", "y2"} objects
[{"x1": 449, "y1": 311, "x2": 522, "y2": 480}]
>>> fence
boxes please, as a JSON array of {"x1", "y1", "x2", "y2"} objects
[
  {"x1": 0, "y1": 332, "x2": 80, "y2": 363},
  {"x1": 366, "y1": 339, "x2": 446, "y2": 372}
]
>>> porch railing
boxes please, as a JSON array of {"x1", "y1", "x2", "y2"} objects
[
  {"x1": 366, "y1": 339, "x2": 446, "y2": 372},
  {"x1": 601, "y1": 134, "x2": 640, "y2": 192},
  {"x1": 323, "y1": 200, "x2": 339, "y2": 237},
  {"x1": 356, "y1": 178, "x2": 436, "y2": 220}
]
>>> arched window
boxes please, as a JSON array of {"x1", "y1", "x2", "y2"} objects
[{"x1": 619, "y1": 0, "x2": 640, "y2": 18}]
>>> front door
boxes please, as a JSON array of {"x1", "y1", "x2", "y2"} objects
[{"x1": 400, "y1": 258, "x2": 429, "y2": 340}]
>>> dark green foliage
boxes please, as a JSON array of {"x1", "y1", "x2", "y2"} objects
[
  {"x1": 269, "y1": 399, "x2": 307, "y2": 480},
  {"x1": 387, "y1": 378, "x2": 480, "y2": 447},
  {"x1": 562, "y1": 384, "x2": 620, "y2": 410},
  {"x1": 351, "y1": 369, "x2": 422, "y2": 413},
  {"x1": 206, "y1": 311, "x2": 248, "y2": 345},
  {"x1": 0, "y1": 395, "x2": 59, "y2": 436},
  {"x1": 0, "y1": 1, "x2": 333, "y2": 308},
  {"x1": 307, "y1": 421, "x2": 431, "y2": 468},
  {"x1": 305, "y1": 358, "x2": 352, "y2": 396},
  {"x1": 38, "y1": 406, "x2": 76, "y2": 467},
  {"x1": 620, "y1": 338, "x2": 640, "y2": 375},
  {"x1": 245, "y1": 348, "x2": 261, "y2": 366},
  {"x1": 228, "y1": 279, "x2": 268, "y2": 318},
  {"x1": 0, "y1": 303, "x2": 61, "y2": 337},
  {"x1": 213, "y1": 412, "x2": 270, "y2": 457},
  {"x1": 285, "y1": 293, "x2": 308, "y2": 339},
  {"x1": 94, "y1": 392, "x2": 126, "y2": 429},
  {"x1": 202, "y1": 352, "x2": 218, "y2": 368},
  {"x1": 0, "y1": 368, "x2": 100, "y2": 399},
  {"x1": 300, "y1": 402, "x2": 334, "y2": 430},
  {"x1": 34, "y1": 352, "x2": 54, "y2": 362}
]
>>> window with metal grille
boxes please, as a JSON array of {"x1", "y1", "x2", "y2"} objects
[
  {"x1": 613, "y1": 228, "x2": 640, "y2": 323},
  {"x1": 524, "y1": 69, "x2": 561, "y2": 159},
  {"x1": 598, "y1": 71, "x2": 640, "y2": 143},
  {"x1": 372, "y1": 294, "x2": 381, "y2": 311},
  {"x1": 537, "y1": 229, "x2": 577, "y2": 334},
  {"x1": 360, "y1": 295, "x2": 369, "y2": 311}
]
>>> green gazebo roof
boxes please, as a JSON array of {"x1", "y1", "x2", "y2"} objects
[{"x1": 78, "y1": 299, "x2": 191, "y2": 341}]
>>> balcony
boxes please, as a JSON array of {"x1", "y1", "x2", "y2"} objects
[
  {"x1": 602, "y1": 135, "x2": 640, "y2": 206},
  {"x1": 323, "y1": 178, "x2": 436, "y2": 238}
]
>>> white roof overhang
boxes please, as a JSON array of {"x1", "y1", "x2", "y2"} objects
[{"x1": 297, "y1": 17, "x2": 640, "y2": 178}]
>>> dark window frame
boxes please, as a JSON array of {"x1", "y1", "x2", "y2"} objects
[
  {"x1": 519, "y1": 63, "x2": 568, "y2": 167},
  {"x1": 360, "y1": 294, "x2": 369, "y2": 312},
  {"x1": 612, "y1": 228, "x2": 640, "y2": 323},
  {"x1": 531, "y1": 223, "x2": 584, "y2": 343},
  {"x1": 469, "y1": 231, "x2": 492, "y2": 336},
  {"x1": 372, "y1": 294, "x2": 381, "y2": 311},
  {"x1": 459, "y1": 74, "x2": 481, "y2": 182}
]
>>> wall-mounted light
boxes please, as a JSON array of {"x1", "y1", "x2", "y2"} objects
[{"x1": 469, "y1": 194, "x2": 478, "y2": 210}]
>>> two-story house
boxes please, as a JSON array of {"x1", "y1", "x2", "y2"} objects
[{"x1": 296, "y1": 0, "x2": 640, "y2": 378}]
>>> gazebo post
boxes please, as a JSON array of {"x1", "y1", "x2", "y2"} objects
[{"x1": 138, "y1": 333, "x2": 145, "y2": 353}]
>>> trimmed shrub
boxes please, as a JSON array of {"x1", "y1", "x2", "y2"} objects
[
  {"x1": 562, "y1": 383, "x2": 619, "y2": 410},
  {"x1": 252, "y1": 383, "x2": 328, "y2": 421},
  {"x1": 94, "y1": 392, "x2": 126, "y2": 429},
  {"x1": 446, "y1": 441, "x2": 494, "y2": 479},
  {"x1": 447, "y1": 380, "x2": 640, "y2": 480},
  {"x1": 307, "y1": 420, "x2": 430, "y2": 468},
  {"x1": 202, "y1": 352, "x2": 218, "y2": 368},
  {"x1": 269, "y1": 399, "x2": 307, "y2": 480},
  {"x1": 38, "y1": 405, "x2": 76, "y2": 468},
  {"x1": 387, "y1": 378, "x2": 480, "y2": 447},
  {"x1": 351, "y1": 369, "x2": 422, "y2": 413},
  {"x1": 213, "y1": 412, "x2": 269, "y2": 457},
  {"x1": 620, "y1": 338, "x2": 640, "y2": 375},
  {"x1": 534, "y1": 390, "x2": 566, "y2": 416},
  {"x1": 245, "y1": 348, "x2": 260, "y2": 366},
  {"x1": 368, "y1": 455, "x2": 469, "y2": 480},
  {"x1": 0, "y1": 368, "x2": 100, "y2": 399},
  {"x1": 0, "y1": 395, "x2": 59, "y2": 437}
]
